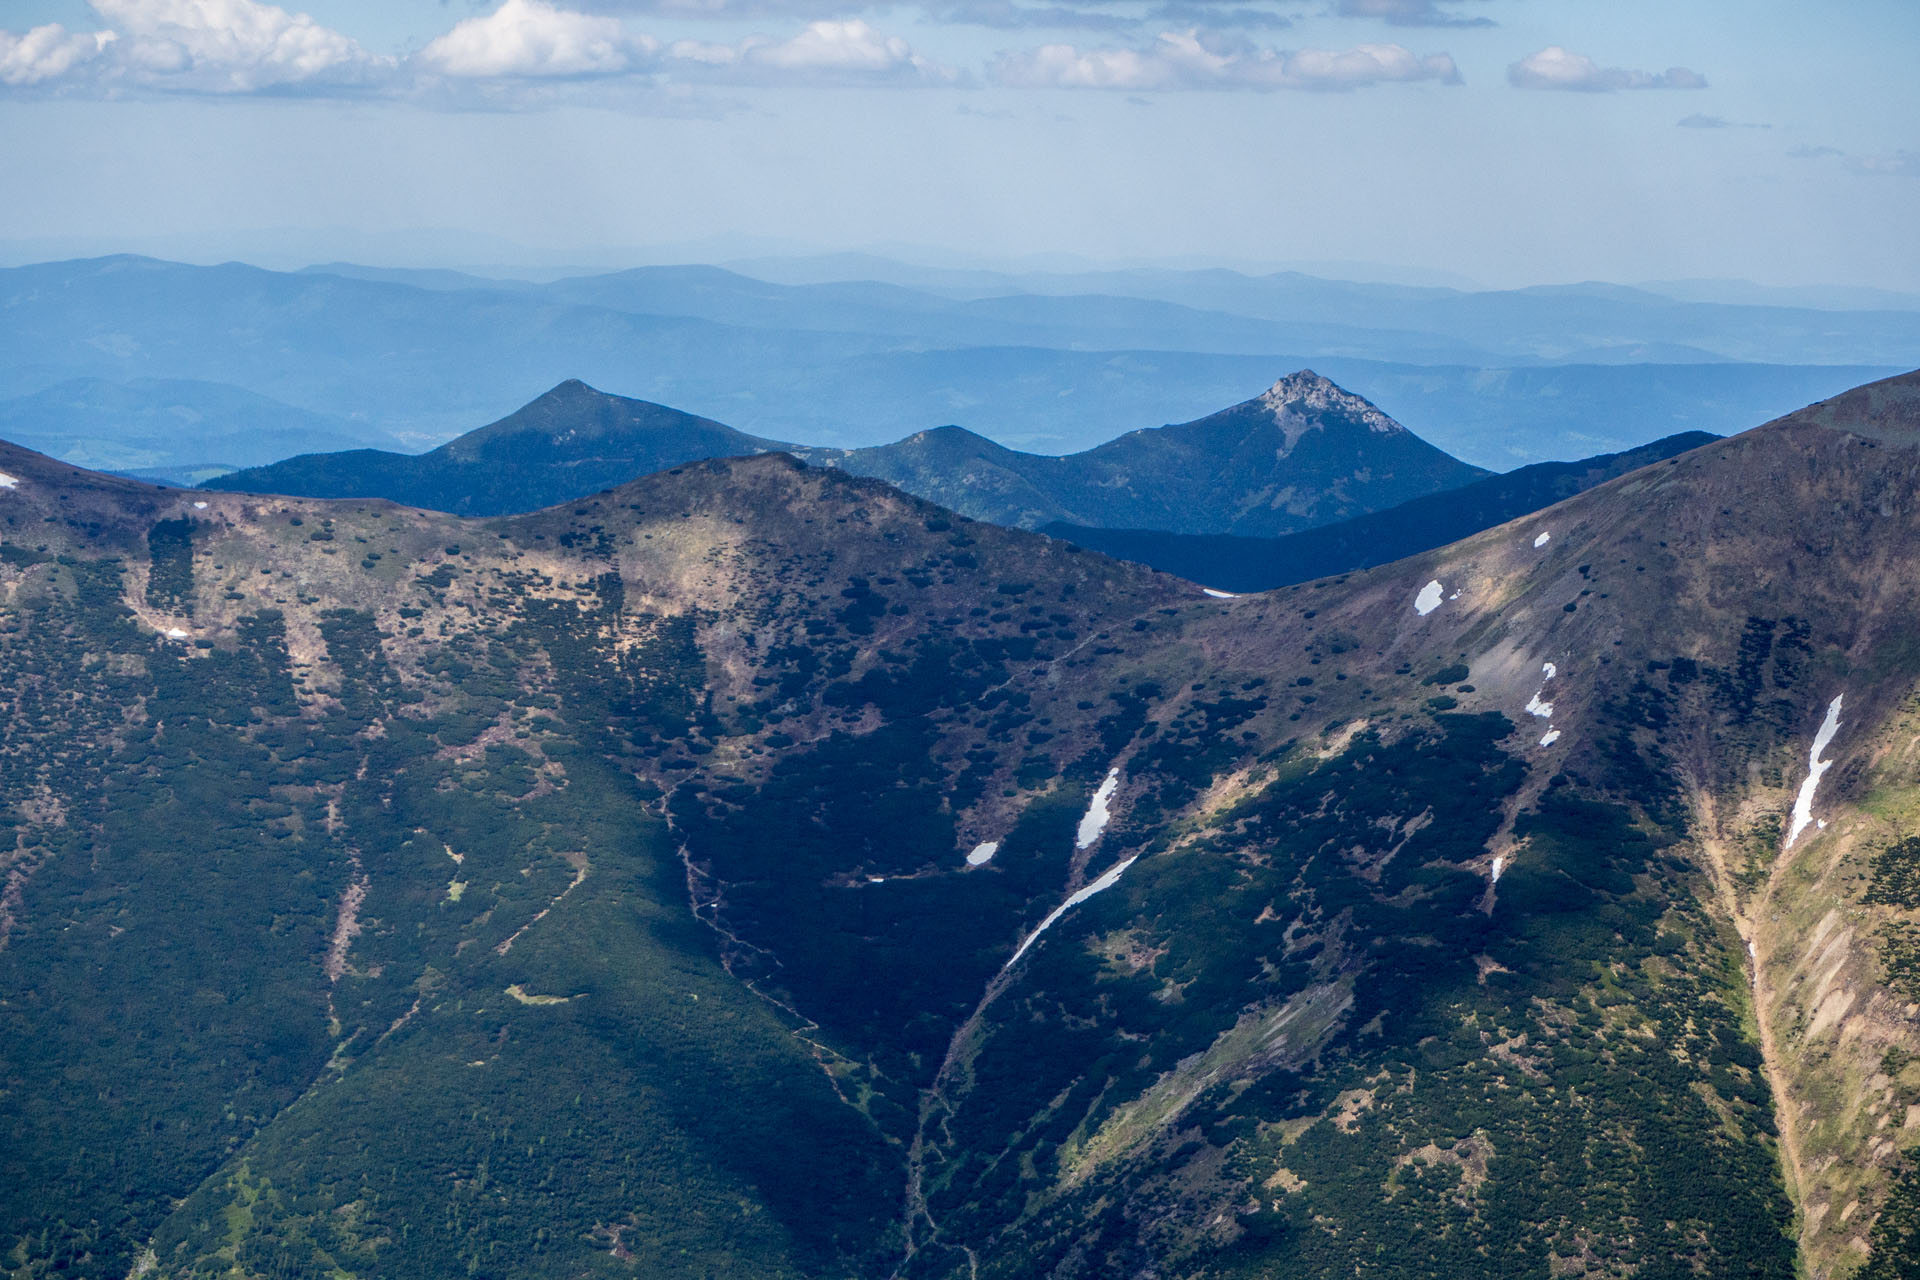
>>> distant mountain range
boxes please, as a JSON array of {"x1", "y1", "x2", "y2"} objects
[
  {"x1": 215, "y1": 372, "x2": 1487, "y2": 537},
  {"x1": 1044, "y1": 430, "x2": 1720, "y2": 591},
  {"x1": 0, "y1": 377, "x2": 399, "y2": 483},
  {"x1": 0, "y1": 255, "x2": 1901, "y2": 470},
  {"x1": 805, "y1": 370, "x2": 1486, "y2": 535}
]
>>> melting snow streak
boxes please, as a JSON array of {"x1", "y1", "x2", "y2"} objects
[
  {"x1": 1414, "y1": 580, "x2": 1444, "y2": 615},
  {"x1": 1004, "y1": 856, "x2": 1139, "y2": 969},
  {"x1": 1077, "y1": 769, "x2": 1120, "y2": 849},
  {"x1": 1491, "y1": 856, "x2": 1506, "y2": 884},
  {"x1": 1202, "y1": 588, "x2": 1239, "y2": 599},
  {"x1": 1786, "y1": 694, "x2": 1845, "y2": 849}
]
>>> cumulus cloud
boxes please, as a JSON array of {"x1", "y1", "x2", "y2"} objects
[
  {"x1": 89, "y1": 0, "x2": 391, "y2": 91},
  {"x1": 995, "y1": 30, "x2": 1459, "y2": 90},
  {"x1": 1336, "y1": 0, "x2": 1491, "y2": 28},
  {"x1": 1508, "y1": 46, "x2": 1705, "y2": 92},
  {"x1": 418, "y1": 0, "x2": 645, "y2": 77},
  {"x1": 0, "y1": 24, "x2": 115, "y2": 86},
  {"x1": 668, "y1": 19, "x2": 958, "y2": 82}
]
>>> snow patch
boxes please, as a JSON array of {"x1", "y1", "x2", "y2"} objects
[
  {"x1": 967, "y1": 841, "x2": 1000, "y2": 867},
  {"x1": 192, "y1": 501, "x2": 208, "y2": 510},
  {"x1": 1076, "y1": 769, "x2": 1120, "y2": 849},
  {"x1": 1491, "y1": 856, "x2": 1506, "y2": 884},
  {"x1": 1202, "y1": 588, "x2": 1239, "y2": 599},
  {"x1": 1004, "y1": 856, "x2": 1139, "y2": 969},
  {"x1": 1786, "y1": 694, "x2": 1845, "y2": 849},
  {"x1": 1539, "y1": 729, "x2": 1561, "y2": 747},
  {"x1": 1525, "y1": 693, "x2": 1554, "y2": 719},
  {"x1": 1541, "y1": 662, "x2": 1557, "y2": 681},
  {"x1": 1533, "y1": 531, "x2": 1550, "y2": 548},
  {"x1": 164, "y1": 627, "x2": 189, "y2": 640},
  {"x1": 0, "y1": 472, "x2": 17, "y2": 490},
  {"x1": 1414, "y1": 580, "x2": 1444, "y2": 615}
]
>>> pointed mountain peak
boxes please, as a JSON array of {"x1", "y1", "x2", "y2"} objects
[
  {"x1": 1257, "y1": 370, "x2": 1406, "y2": 438},
  {"x1": 531, "y1": 378, "x2": 606, "y2": 405}
]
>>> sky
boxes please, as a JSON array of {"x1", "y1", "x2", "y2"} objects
[{"x1": 0, "y1": 0, "x2": 1916, "y2": 288}]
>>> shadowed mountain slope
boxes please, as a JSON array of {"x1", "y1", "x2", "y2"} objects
[
  {"x1": 4, "y1": 373, "x2": 1920, "y2": 1279},
  {"x1": 1043, "y1": 429, "x2": 1720, "y2": 591}
]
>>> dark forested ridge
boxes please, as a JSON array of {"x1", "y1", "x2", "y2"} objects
[
  {"x1": 214, "y1": 379, "x2": 790, "y2": 515},
  {"x1": 1043, "y1": 430, "x2": 1719, "y2": 592},
  {"x1": 3, "y1": 372, "x2": 1920, "y2": 1278}
]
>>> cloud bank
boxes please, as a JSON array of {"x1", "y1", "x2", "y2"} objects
[
  {"x1": 0, "y1": 0, "x2": 967, "y2": 96},
  {"x1": 995, "y1": 32, "x2": 1461, "y2": 90},
  {"x1": 1335, "y1": 0, "x2": 1491, "y2": 29},
  {"x1": 1508, "y1": 46, "x2": 1706, "y2": 92},
  {"x1": 0, "y1": 0, "x2": 1473, "y2": 100}
]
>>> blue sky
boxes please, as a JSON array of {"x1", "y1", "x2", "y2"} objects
[{"x1": 1, "y1": 0, "x2": 1915, "y2": 287}]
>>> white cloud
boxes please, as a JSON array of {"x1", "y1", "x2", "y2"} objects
[
  {"x1": 0, "y1": 24, "x2": 115, "y2": 86},
  {"x1": 1508, "y1": 46, "x2": 1705, "y2": 92},
  {"x1": 995, "y1": 31, "x2": 1459, "y2": 90},
  {"x1": 668, "y1": 20, "x2": 958, "y2": 82},
  {"x1": 419, "y1": 0, "x2": 647, "y2": 78},
  {"x1": 90, "y1": 0, "x2": 391, "y2": 90}
]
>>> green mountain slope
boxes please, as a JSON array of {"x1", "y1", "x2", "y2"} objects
[
  {"x1": 1042, "y1": 429, "x2": 1720, "y2": 592},
  {"x1": 3, "y1": 372, "x2": 1920, "y2": 1279}
]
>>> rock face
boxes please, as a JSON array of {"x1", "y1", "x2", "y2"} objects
[
  {"x1": 4, "y1": 371, "x2": 1920, "y2": 1279},
  {"x1": 1259, "y1": 368, "x2": 1410, "y2": 444}
]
